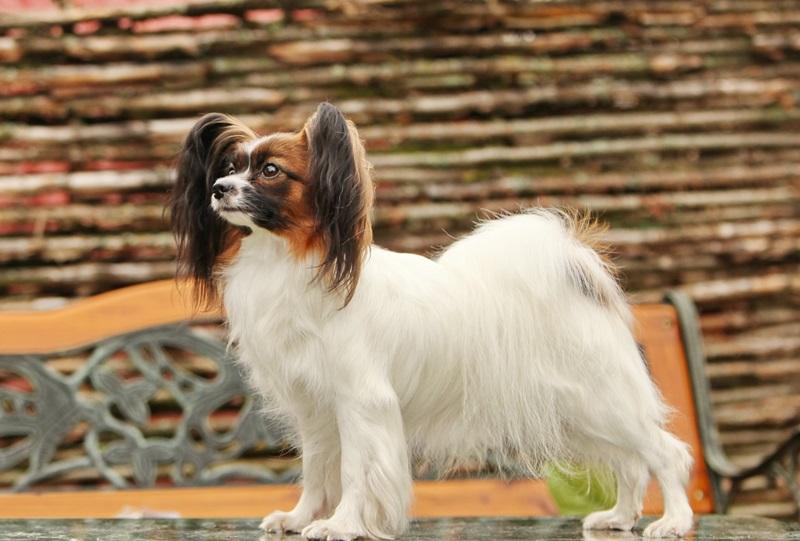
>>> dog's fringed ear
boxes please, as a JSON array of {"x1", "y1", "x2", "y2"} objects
[
  {"x1": 169, "y1": 113, "x2": 255, "y2": 308},
  {"x1": 305, "y1": 102, "x2": 374, "y2": 306}
]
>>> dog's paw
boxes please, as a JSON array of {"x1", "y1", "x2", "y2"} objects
[
  {"x1": 260, "y1": 510, "x2": 313, "y2": 534},
  {"x1": 642, "y1": 514, "x2": 693, "y2": 538},
  {"x1": 301, "y1": 518, "x2": 365, "y2": 541},
  {"x1": 583, "y1": 509, "x2": 637, "y2": 531}
]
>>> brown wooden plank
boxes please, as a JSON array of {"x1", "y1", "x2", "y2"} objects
[
  {"x1": 0, "y1": 480, "x2": 556, "y2": 519},
  {"x1": 0, "y1": 279, "x2": 220, "y2": 355}
]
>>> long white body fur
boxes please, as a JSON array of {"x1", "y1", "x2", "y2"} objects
[{"x1": 222, "y1": 210, "x2": 694, "y2": 540}]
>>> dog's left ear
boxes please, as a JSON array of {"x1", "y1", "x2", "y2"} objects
[
  {"x1": 170, "y1": 113, "x2": 255, "y2": 308},
  {"x1": 304, "y1": 102, "x2": 374, "y2": 306}
]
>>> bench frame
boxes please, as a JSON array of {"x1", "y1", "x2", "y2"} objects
[
  {"x1": 1, "y1": 282, "x2": 798, "y2": 518},
  {"x1": 667, "y1": 291, "x2": 800, "y2": 517}
]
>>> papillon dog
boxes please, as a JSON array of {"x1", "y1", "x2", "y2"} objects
[{"x1": 169, "y1": 102, "x2": 693, "y2": 540}]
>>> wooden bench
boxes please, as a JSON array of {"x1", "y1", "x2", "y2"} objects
[{"x1": 0, "y1": 280, "x2": 796, "y2": 519}]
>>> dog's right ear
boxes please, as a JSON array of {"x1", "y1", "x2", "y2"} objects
[
  {"x1": 303, "y1": 102, "x2": 374, "y2": 307},
  {"x1": 169, "y1": 113, "x2": 255, "y2": 308}
]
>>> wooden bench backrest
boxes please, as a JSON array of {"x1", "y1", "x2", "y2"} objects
[
  {"x1": 0, "y1": 280, "x2": 219, "y2": 356},
  {"x1": 634, "y1": 305, "x2": 714, "y2": 514},
  {"x1": 0, "y1": 280, "x2": 714, "y2": 514}
]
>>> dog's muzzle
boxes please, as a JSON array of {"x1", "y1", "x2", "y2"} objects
[{"x1": 212, "y1": 178, "x2": 236, "y2": 200}]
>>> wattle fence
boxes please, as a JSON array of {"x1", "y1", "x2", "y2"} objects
[{"x1": 1, "y1": 0, "x2": 799, "y2": 516}]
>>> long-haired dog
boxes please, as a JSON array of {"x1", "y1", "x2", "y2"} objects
[{"x1": 170, "y1": 102, "x2": 694, "y2": 539}]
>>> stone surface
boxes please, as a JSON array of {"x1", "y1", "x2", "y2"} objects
[{"x1": 1, "y1": 516, "x2": 799, "y2": 541}]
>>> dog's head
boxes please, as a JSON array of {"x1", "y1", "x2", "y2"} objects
[{"x1": 169, "y1": 102, "x2": 374, "y2": 307}]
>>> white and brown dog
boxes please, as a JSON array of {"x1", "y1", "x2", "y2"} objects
[{"x1": 169, "y1": 102, "x2": 694, "y2": 540}]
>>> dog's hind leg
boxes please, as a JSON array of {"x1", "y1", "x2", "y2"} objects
[
  {"x1": 583, "y1": 454, "x2": 649, "y2": 532},
  {"x1": 641, "y1": 430, "x2": 694, "y2": 538}
]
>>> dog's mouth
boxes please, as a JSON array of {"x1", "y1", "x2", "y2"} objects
[
  {"x1": 212, "y1": 198, "x2": 246, "y2": 214},
  {"x1": 213, "y1": 202, "x2": 256, "y2": 229}
]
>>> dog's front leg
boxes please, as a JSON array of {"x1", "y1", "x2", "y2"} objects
[
  {"x1": 261, "y1": 411, "x2": 341, "y2": 533},
  {"x1": 302, "y1": 382, "x2": 411, "y2": 541}
]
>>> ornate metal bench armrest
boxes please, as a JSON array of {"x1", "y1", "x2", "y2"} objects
[{"x1": 665, "y1": 291, "x2": 800, "y2": 516}]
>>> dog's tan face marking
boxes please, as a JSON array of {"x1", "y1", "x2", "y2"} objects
[
  {"x1": 249, "y1": 133, "x2": 309, "y2": 183},
  {"x1": 243, "y1": 132, "x2": 321, "y2": 259}
]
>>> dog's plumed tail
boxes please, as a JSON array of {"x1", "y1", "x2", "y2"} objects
[{"x1": 555, "y1": 209, "x2": 633, "y2": 328}]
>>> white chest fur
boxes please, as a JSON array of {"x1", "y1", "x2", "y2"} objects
[{"x1": 222, "y1": 232, "x2": 327, "y2": 406}]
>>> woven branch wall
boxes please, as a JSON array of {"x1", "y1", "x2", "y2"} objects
[{"x1": 1, "y1": 0, "x2": 799, "y2": 516}]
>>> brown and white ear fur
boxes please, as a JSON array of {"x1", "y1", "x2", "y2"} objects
[{"x1": 304, "y1": 102, "x2": 374, "y2": 306}]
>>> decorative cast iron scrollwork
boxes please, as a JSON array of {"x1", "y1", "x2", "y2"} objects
[{"x1": 0, "y1": 326, "x2": 298, "y2": 491}]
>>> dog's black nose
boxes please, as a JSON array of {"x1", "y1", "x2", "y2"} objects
[{"x1": 212, "y1": 179, "x2": 233, "y2": 200}]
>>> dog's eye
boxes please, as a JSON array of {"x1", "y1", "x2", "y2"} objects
[
  {"x1": 225, "y1": 162, "x2": 236, "y2": 176},
  {"x1": 262, "y1": 163, "x2": 280, "y2": 178}
]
